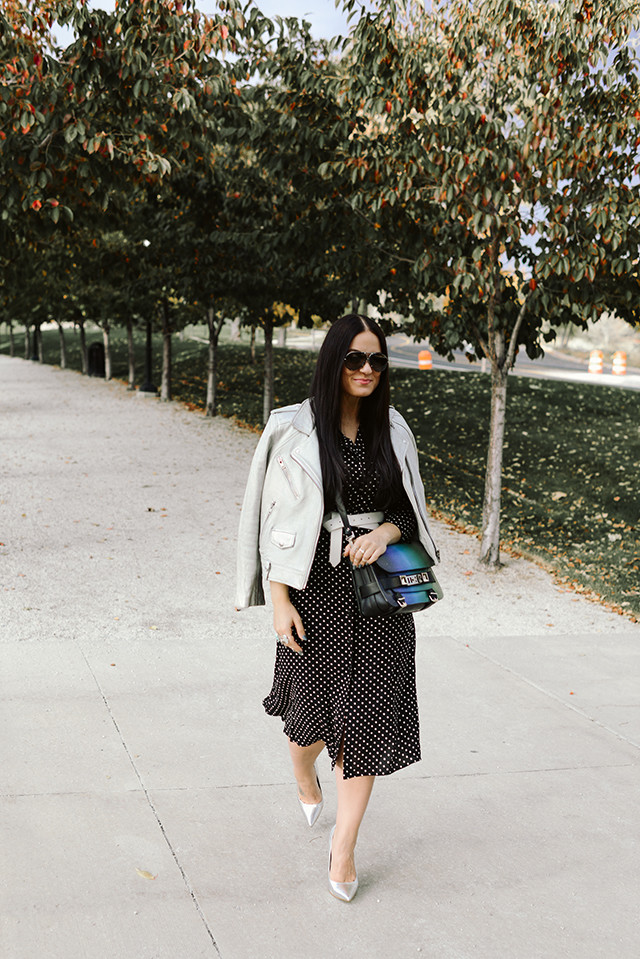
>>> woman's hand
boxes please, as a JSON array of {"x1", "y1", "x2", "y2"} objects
[
  {"x1": 343, "y1": 522, "x2": 401, "y2": 568},
  {"x1": 270, "y1": 581, "x2": 305, "y2": 654}
]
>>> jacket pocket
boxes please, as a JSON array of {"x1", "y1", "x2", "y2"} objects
[{"x1": 270, "y1": 529, "x2": 296, "y2": 549}]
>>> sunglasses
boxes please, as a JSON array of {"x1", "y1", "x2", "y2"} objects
[{"x1": 343, "y1": 350, "x2": 389, "y2": 373}]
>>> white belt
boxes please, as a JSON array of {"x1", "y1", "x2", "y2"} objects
[{"x1": 322, "y1": 510, "x2": 384, "y2": 567}]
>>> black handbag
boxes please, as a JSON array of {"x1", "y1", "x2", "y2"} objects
[{"x1": 336, "y1": 496, "x2": 443, "y2": 617}]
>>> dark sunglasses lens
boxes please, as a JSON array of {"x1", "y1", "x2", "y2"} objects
[
  {"x1": 344, "y1": 351, "x2": 366, "y2": 370},
  {"x1": 344, "y1": 351, "x2": 388, "y2": 372},
  {"x1": 370, "y1": 353, "x2": 388, "y2": 372}
]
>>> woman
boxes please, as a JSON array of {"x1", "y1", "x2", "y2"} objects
[{"x1": 235, "y1": 314, "x2": 439, "y2": 901}]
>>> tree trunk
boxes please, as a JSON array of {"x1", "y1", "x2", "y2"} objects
[
  {"x1": 263, "y1": 313, "x2": 274, "y2": 425},
  {"x1": 205, "y1": 306, "x2": 224, "y2": 418},
  {"x1": 479, "y1": 355, "x2": 508, "y2": 567},
  {"x1": 57, "y1": 322, "x2": 66, "y2": 369},
  {"x1": 35, "y1": 323, "x2": 43, "y2": 363},
  {"x1": 78, "y1": 321, "x2": 88, "y2": 374},
  {"x1": 103, "y1": 325, "x2": 112, "y2": 381},
  {"x1": 140, "y1": 317, "x2": 156, "y2": 393},
  {"x1": 9, "y1": 323, "x2": 14, "y2": 357},
  {"x1": 126, "y1": 319, "x2": 136, "y2": 390},
  {"x1": 24, "y1": 324, "x2": 30, "y2": 360},
  {"x1": 250, "y1": 324, "x2": 256, "y2": 364},
  {"x1": 477, "y1": 275, "x2": 529, "y2": 567},
  {"x1": 161, "y1": 300, "x2": 172, "y2": 401}
]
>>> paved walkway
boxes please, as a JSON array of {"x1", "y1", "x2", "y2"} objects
[{"x1": 1, "y1": 355, "x2": 639, "y2": 959}]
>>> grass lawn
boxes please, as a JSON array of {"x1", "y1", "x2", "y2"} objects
[{"x1": 3, "y1": 324, "x2": 639, "y2": 620}]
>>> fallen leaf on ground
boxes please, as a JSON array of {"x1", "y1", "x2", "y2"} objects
[{"x1": 136, "y1": 869, "x2": 157, "y2": 880}]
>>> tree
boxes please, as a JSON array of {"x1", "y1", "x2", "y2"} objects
[
  {"x1": 334, "y1": 0, "x2": 640, "y2": 565},
  {"x1": 62, "y1": 223, "x2": 151, "y2": 382},
  {"x1": 2, "y1": 0, "x2": 265, "y2": 397},
  {"x1": 0, "y1": 0, "x2": 72, "y2": 228},
  {"x1": 1, "y1": 0, "x2": 250, "y2": 252},
  {"x1": 68, "y1": 0, "x2": 268, "y2": 402},
  {"x1": 226, "y1": 13, "x2": 393, "y2": 423}
]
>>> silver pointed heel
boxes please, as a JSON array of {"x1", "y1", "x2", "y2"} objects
[
  {"x1": 298, "y1": 766, "x2": 324, "y2": 827},
  {"x1": 328, "y1": 825, "x2": 359, "y2": 902}
]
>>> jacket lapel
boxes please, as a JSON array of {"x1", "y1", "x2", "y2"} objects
[{"x1": 291, "y1": 434, "x2": 323, "y2": 490}]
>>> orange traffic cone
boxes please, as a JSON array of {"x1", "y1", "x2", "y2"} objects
[
  {"x1": 588, "y1": 350, "x2": 603, "y2": 374},
  {"x1": 418, "y1": 350, "x2": 432, "y2": 370},
  {"x1": 612, "y1": 351, "x2": 627, "y2": 375}
]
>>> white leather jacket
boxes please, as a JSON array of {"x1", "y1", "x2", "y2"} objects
[{"x1": 235, "y1": 398, "x2": 439, "y2": 609}]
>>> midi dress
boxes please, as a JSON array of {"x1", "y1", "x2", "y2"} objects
[{"x1": 263, "y1": 430, "x2": 421, "y2": 780}]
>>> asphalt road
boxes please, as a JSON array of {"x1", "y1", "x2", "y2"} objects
[{"x1": 387, "y1": 335, "x2": 640, "y2": 390}]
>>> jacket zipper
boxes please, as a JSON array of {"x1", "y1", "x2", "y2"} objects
[
  {"x1": 277, "y1": 456, "x2": 300, "y2": 499},
  {"x1": 290, "y1": 449, "x2": 324, "y2": 587}
]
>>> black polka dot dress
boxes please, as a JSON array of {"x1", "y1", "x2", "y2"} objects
[{"x1": 263, "y1": 430, "x2": 421, "y2": 780}]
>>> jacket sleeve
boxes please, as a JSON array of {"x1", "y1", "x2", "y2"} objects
[
  {"x1": 384, "y1": 492, "x2": 418, "y2": 543},
  {"x1": 234, "y1": 418, "x2": 275, "y2": 609},
  {"x1": 391, "y1": 409, "x2": 441, "y2": 563}
]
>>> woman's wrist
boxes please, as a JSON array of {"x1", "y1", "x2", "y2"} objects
[
  {"x1": 270, "y1": 581, "x2": 291, "y2": 606},
  {"x1": 378, "y1": 521, "x2": 401, "y2": 546}
]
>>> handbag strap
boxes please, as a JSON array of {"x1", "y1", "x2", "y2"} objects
[{"x1": 334, "y1": 492, "x2": 356, "y2": 543}]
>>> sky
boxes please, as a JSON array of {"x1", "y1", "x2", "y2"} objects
[
  {"x1": 54, "y1": 4, "x2": 639, "y2": 48},
  {"x1": 236, "y1": 1, "x2": 353, "y2": 38},
  {"x1": 51, "y1": 2, "x2": 361, "y2": 52},
  {"x1": 73, "y1": 1, "x2": 355, "y2": 40}
]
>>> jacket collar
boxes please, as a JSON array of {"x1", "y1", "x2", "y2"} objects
[{"x1": 291, "y1": 398, "x2": 315, "y2": 435}]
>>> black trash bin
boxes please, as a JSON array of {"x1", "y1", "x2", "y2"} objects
[{"x1": 87, "y1": 341, "x2": 105, "y2": 377}]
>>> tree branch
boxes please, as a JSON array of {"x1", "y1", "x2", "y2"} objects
[
  {"x1": 469, "y1": 317, "x2": 490, "y2": 361},
  {"x1": 505, "y1": 290, "x2": 531, "y2": 370}
]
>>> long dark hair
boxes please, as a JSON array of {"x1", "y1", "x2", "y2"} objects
[{"x1": 309, "y1": 314, "x2": 404, "y2": 509}]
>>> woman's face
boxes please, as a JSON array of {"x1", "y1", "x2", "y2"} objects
[{"x1": 340, "y1": 329, "x2": 383, "y2": 401}]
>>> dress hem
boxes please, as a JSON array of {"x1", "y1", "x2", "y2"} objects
[{"x1": 264, "y1": 703, "x2": 421, "y2": 779}]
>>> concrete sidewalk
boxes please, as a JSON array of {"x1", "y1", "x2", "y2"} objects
[{"x1": 1, "y1": 355, "x2": 639, "y2": 959}]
